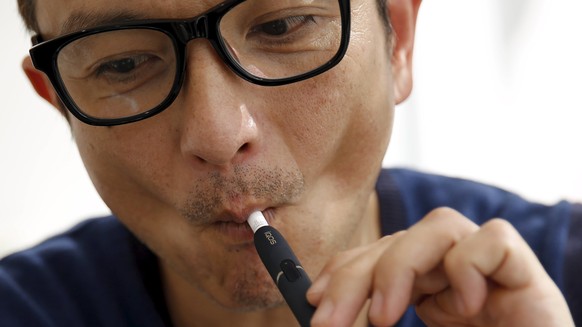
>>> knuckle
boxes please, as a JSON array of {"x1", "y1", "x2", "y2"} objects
[
  {"x1": 443, "y1": 241, "x2": 465, "y2": 269},
  {"x1": 425, "y1": 207, "x2": 463, "y2": 221},
  {"x1": 481, "y1": 218, "x2": 522, "y2": 248},
  {"x1": 482, "y1": 218, "x2": 518, "y2": 239},
  {"x1": 419, "y1": 207, "x2": 478, "y2": 242}
]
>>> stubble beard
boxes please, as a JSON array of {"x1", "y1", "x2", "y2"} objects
[
  {"x1": 227, "y1": 261, "x2": 285, "y2": 311},
  {"x1": 179, "y1": 164, "x2": 305, "y2": 310},
  {"x1": 182, "y1": 165, "x2": 305, "y2": 225}
]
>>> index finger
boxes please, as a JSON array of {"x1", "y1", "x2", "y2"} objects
[{"x1": 368, "y1": 207, "x2": 479, "y2": 326}]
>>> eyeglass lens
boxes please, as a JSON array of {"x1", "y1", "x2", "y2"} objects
[{"x1": 56, "y1": 0, "x2": 342, "y2": 120}]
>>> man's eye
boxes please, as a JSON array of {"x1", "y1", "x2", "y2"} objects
[
  {"x1": 95, "y1": 55, "x2": 150, "y2": 76},
  {"x1": 253, "y1": 16, "x2": 316, "y2": 37}
]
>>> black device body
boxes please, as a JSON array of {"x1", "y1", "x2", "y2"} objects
[{"x1": 253, "y1": 225, "x2": 316, "y2": 327}]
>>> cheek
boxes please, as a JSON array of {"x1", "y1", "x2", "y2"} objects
[
  {"x1": 263, "y1": 53, "x2": 394, "y2": 182},
  {"x1": 71, "y1": 119, "x2": 179, "y2": 213},
  {"x1": 274, "y1": 81, "x2": 346, "y2": 154}
]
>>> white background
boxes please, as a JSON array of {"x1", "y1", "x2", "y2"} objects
[{"x1": 1, "y1": 0, "x2": 581, "y2": 257}]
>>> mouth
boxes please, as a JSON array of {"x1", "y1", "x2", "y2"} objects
[{"x1": 209, "y1": 208, "x2": 276, "y2": 244}]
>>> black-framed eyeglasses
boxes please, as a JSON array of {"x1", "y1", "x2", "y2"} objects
[{"x1": 29, "y1": 0, "x2": 351, "y2": 126}]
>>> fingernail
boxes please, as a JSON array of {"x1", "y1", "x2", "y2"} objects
[
  {"x1": 369, "y1": 290, "x2": 385, "y2": 318},
  {"x1": 311, "y1": 300, "x2": 334, "y2": 326}
]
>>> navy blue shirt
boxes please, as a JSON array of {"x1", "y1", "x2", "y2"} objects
[{"x1": 1, "y1": 169, "x2": 581, "y2": 326}]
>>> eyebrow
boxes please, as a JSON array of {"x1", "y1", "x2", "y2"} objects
[{"x1": 60, "y1": 10, "x2": 144, "y2": 35}]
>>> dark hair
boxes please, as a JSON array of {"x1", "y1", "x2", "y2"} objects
[
  {"x1": 18, "y1": 0, "x2": 390, "y2": 34},
  {"x1": 17, "y1": 0, "x2": 38, "y2": 33}
]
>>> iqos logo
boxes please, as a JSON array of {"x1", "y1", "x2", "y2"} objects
[{"x1": 264, "y1": 231, "x2": 277, "y2": 245}]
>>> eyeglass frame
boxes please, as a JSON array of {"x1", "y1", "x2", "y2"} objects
[{"x1": 28, "y1": 0, "x2": 352, "y2": 126}]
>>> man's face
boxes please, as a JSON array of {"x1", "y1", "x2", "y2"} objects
[{"x1": 34, "y1": 0, "x2": 400, "y2": 310}]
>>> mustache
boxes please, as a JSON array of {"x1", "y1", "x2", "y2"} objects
[{"x1": 181, "y1": 165, "x2": 305, "y2": 224}]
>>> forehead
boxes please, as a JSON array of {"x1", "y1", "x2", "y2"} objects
[{"x1": 35, "y1": 0, "x2": 220, "y2": 39}]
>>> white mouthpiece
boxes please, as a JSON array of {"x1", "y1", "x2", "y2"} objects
[{"x1": 247, "y1": 211, "x2": 269, "y2": 233}]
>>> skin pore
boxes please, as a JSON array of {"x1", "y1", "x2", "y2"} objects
[{"x1": 24, "y1": 0, "x2": 416, "y2": 326}]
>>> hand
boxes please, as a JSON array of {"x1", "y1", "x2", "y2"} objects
[{"x1": 306, "y1": 207, "x2": 574, "y2": 327}]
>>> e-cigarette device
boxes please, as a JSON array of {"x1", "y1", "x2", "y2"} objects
[{"x1": 247, "y1": 211, "x2": 315, "y2": 327}]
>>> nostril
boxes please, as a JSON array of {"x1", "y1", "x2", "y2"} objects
[{"x1": 238, "y1": 143, "x2": 250, "y2": 153}]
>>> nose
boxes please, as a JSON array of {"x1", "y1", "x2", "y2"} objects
[{"x1": 177, "y1": 41, "x2": 259, "y2": 167}]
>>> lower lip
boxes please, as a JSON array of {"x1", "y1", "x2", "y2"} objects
[
  {"x1": 210, "y1": 209, "x2": 276, "y2": 244},
  {"x1": 213, "y1": 221, "x2": 255, "y2": 243}
]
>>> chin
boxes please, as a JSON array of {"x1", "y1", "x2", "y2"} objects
[{"x1": 215, "y1": 266, "x2": 285, "y2": 312}]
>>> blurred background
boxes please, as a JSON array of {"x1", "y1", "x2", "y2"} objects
[{"x1": 1, "y1": 0, "x2": 581, "y2": 257}]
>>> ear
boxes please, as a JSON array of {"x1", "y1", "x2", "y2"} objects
[
  {"x1": 22, "y1": 56, "x2": 67, "y2": 117},
  {"x1": 388, "y1": 0, "x2": 422, "y2": 104}
]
